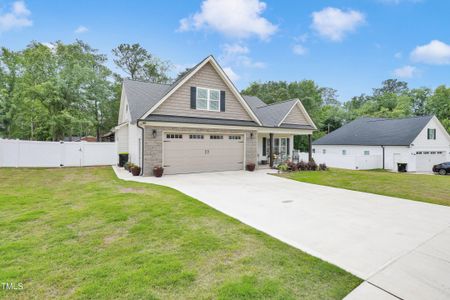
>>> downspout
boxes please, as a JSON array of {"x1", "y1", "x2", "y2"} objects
[
  {"x1": 136, "y1": 119, "x2": 145, "y2": 176},
  {"x1": 381, "y1": 145, "x2": 385, "y2": 169}
]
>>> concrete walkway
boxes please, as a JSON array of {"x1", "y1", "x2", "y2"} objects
[{"x1": 113, "y1": 167, "x2": 450, "y2": 299}]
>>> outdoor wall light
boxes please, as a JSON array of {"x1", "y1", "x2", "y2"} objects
[
  {"x1": 152, "y1": 129, "x2": 157, "y2": 138},
  {"x1": 250, "y1": 133, "x2": 253, "y2": 139}
]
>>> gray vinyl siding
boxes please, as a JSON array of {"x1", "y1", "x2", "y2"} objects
[
  {"x1": 152, "y1": 62, "x2": 253, "y2": 121},
  {"x1": 283, "y1": 105, "x2": 309, "y2": 125}
]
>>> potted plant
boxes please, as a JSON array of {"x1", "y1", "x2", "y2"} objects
[
  {"x1": 128, "y1": 163, "x2": 134, "y2": 173},
  {"x1": 131, "y1": 165, "x2": 141, "y2": 176},
  {"x1": 246, "y1": 163, "x2": 256, "y2": 171},
  {"x1": 153, "y1": 165, "x2": 164, "y2": 177},
  {"x1": 124, "y1": 162, "x2": 130, "y2": 171}
]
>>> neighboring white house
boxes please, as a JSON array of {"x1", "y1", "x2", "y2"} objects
[{"x1": 312, "y1": 116, "x2": 450, "y2": 172}]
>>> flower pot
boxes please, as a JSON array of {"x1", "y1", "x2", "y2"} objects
[
  {"x1": 246, "y1": 163, "x2": 255, "y2": 172},
  {"x1": 153, "y1": 167, "x2": 164, "y2": 177},
  {"x1": 131, "y1": 167, "x2": 141, "y2": 176}
]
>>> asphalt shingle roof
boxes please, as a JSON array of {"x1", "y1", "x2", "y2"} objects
[
  {"x1": 242, "y1": 96, "x2": 298, "y2": 127},
  {"x1": 313, "y1": 116, "x2": 433, "y2": 146},
  {"x1": 123, "y1": 79, "x2": 171, "y2": 123},
  {"x1": 123, "y1": 79, "x2": 314, "y2": 130}
]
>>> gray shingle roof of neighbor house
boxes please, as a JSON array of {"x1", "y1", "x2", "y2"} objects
[{"x1": 313, "y1": 115, "x2": 434, "y2": 146}]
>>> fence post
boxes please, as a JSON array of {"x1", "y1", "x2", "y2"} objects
[{"x1": 16, "y1": 139, "x2": 20, "y2": 168}]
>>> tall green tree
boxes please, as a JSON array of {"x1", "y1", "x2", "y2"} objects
[{"x1": 112, "y1": 43, "x2": 171, "y2": 83}]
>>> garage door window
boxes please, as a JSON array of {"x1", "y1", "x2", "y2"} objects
[
  {"x1": 210, "y1": 135, "x2": 223, "y2": 140},
  {"x1": 189, "y1": 134, "x2": 204, "y2": 139},
  {"x1": 229, "y1": 135, "x2": 241, "y2": 140},
  {"x1": 166, "y1": 134, "x2": 182, "y2": 139}
]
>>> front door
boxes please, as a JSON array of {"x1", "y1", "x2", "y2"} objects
[{"x1": 265, "y1": 137, "x2": 289, "y2": 163}]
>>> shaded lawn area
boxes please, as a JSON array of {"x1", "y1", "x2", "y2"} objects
[
  {"x1": 280, "y1": 168, "x2": 450, "y2": 207},
  {"x1": 0, "y1": 167, "x2": 360, "y2": 299}
]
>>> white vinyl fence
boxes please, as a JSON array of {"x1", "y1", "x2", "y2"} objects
[
  {"x1": 294, "y1": 151, "x2": 382, "y2": 170},
  {"x1": 0, "y1": 139, "x2": 117, "y2": 168}
]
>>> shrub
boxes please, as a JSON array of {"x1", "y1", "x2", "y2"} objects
[
  {"x1": 297, "y1": 160, "x2": 307, "y2": 171},
  {"x1": 287, "y1": 161, "x2": 298, "y2": 171},
  {"x1": 246, "y1": 163, "x2": 256, "y2": 171},
  {"x1": 278, "y1": 163, "x2": 289, "y2": 172},
  {"x1": 307, "y1": 161, "x2": 317, "y2": 171},
  {"x1": 123, "y1": 162, "x2": 130, "y2": 171},
  {"x1": 319, "y1": 163, "x2": 328, "y2": 171}
]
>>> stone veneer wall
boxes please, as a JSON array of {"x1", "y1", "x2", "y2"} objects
[{"x1": 143, "y1": 125, "x2": 257, "y2": 176}]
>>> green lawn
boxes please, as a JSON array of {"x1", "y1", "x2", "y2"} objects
[
  {"x1": 280, "y1": 168, "x2": 450, "y2": 207},
  {"x1": 0, "y1": 167, "x2": 360, "y2": 299}
]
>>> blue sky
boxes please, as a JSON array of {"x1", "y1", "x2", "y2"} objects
[{"x1": 1, "y1": 0, "x2": 450, "y2": 101}]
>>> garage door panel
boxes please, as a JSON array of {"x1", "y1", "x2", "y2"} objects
[
  {"x1": 416, "y1": 151, "x2": 446, "y2": 172},
  {"x1": 163, "y1": 133, "x2": 244, "y2": 175}
]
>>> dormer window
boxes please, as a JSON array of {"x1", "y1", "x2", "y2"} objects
[
  {"x1": 427, "y1": 128, "x2": 436, "y2": 140},
  {"x1": 196, "y1": 87, "x2": 220, "y2": 112}
]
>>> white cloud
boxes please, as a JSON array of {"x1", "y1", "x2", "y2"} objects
[
  {"x1": 394, "y1": 52, "x2": 403, "y2": 59},
  {"x1": 410, "y1": 40, "x2": 450, "y2": 65},
  {"x1": 393, "y1": 65, "x2": 417, "y2": 78},
  {"x1": 292, "y1": 44, "x2": 307, "y2": 56},
  {"x1": 220, "y1": 43, "x2": 265, "y2": 69},
  {"x1": 0, "y1": 0, "x2": 32, "y2": 33},
  {"x1": 178, "y1": 0, "x2": 277, "y2": 40},
  {"x1": 222, "y1": 43, "x2": 249, "y2": 55},
  {"x1": 311, "y1": 7, "x2": 365, "y2": 42},
  {"x1": 74, "y1": 25, "x2": 88, "y2": 34},
  {"x1": 223, "y1": 66, "x2": 240, "y2": 82}
]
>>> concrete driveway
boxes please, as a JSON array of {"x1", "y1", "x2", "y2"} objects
[{"x1": 114, "y1": 167, "x2": 450, "y2": 299}]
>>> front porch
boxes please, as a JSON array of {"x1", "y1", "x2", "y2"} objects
[{"x1": 257, "y1": 131, "x2": 313, "y2": 168}]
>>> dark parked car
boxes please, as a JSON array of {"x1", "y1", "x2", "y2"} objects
[{"x1": 432, "y1": 162, "x2": 450, "y2": 175}]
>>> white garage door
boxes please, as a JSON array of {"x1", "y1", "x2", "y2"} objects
[
  {"x1": 163, "y1": 133, "x2": 244, "y2": 175},
  {"x1": 416, "y1": 151, "x2": 447, "y2": 172}
]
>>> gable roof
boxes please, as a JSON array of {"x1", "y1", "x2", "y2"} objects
[
  {"x1": 122, "y1": 79, "x2": 171, "y2": 123},
  {"x1": 139, "y1": 55, "x2": 262, "y2": 125},
  {"x1": 313, "y1": 115, "x2": 434, "y2": 146},
  {"x1": 242, "y1": 96, "x2": 316, "y2": 129}
]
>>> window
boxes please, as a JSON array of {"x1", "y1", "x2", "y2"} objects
[
  {"x1": 166, "y1": 134, "x2": 182, "y2": 139},
  {"x1": 189, "y1": 134, "x2": 204, "y2": 139},
  {"x1": 427, "y1": 128, "x2": 436, "y2": 140},
  {"x1": 210, "y1": 135, "x2": 223, "y2": 140},
  {"x1": 364, "y1": 150, "x2": 370, "y2": 155},
  {"x1": 322, "y1": 149, "x2": 326, "y2": 154},
  {"x1": 273, "y1": 138, "x2": 287, "y2": 155},
  {"x1": 196, "y1": 87, "x2": 220, "y2": 112},
  {"x1": 229, "y1": 135, "x2": 241, "y2": 140},
  {"x1": 342, "y1": 150, "x2": 347, "y2": 155}
]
